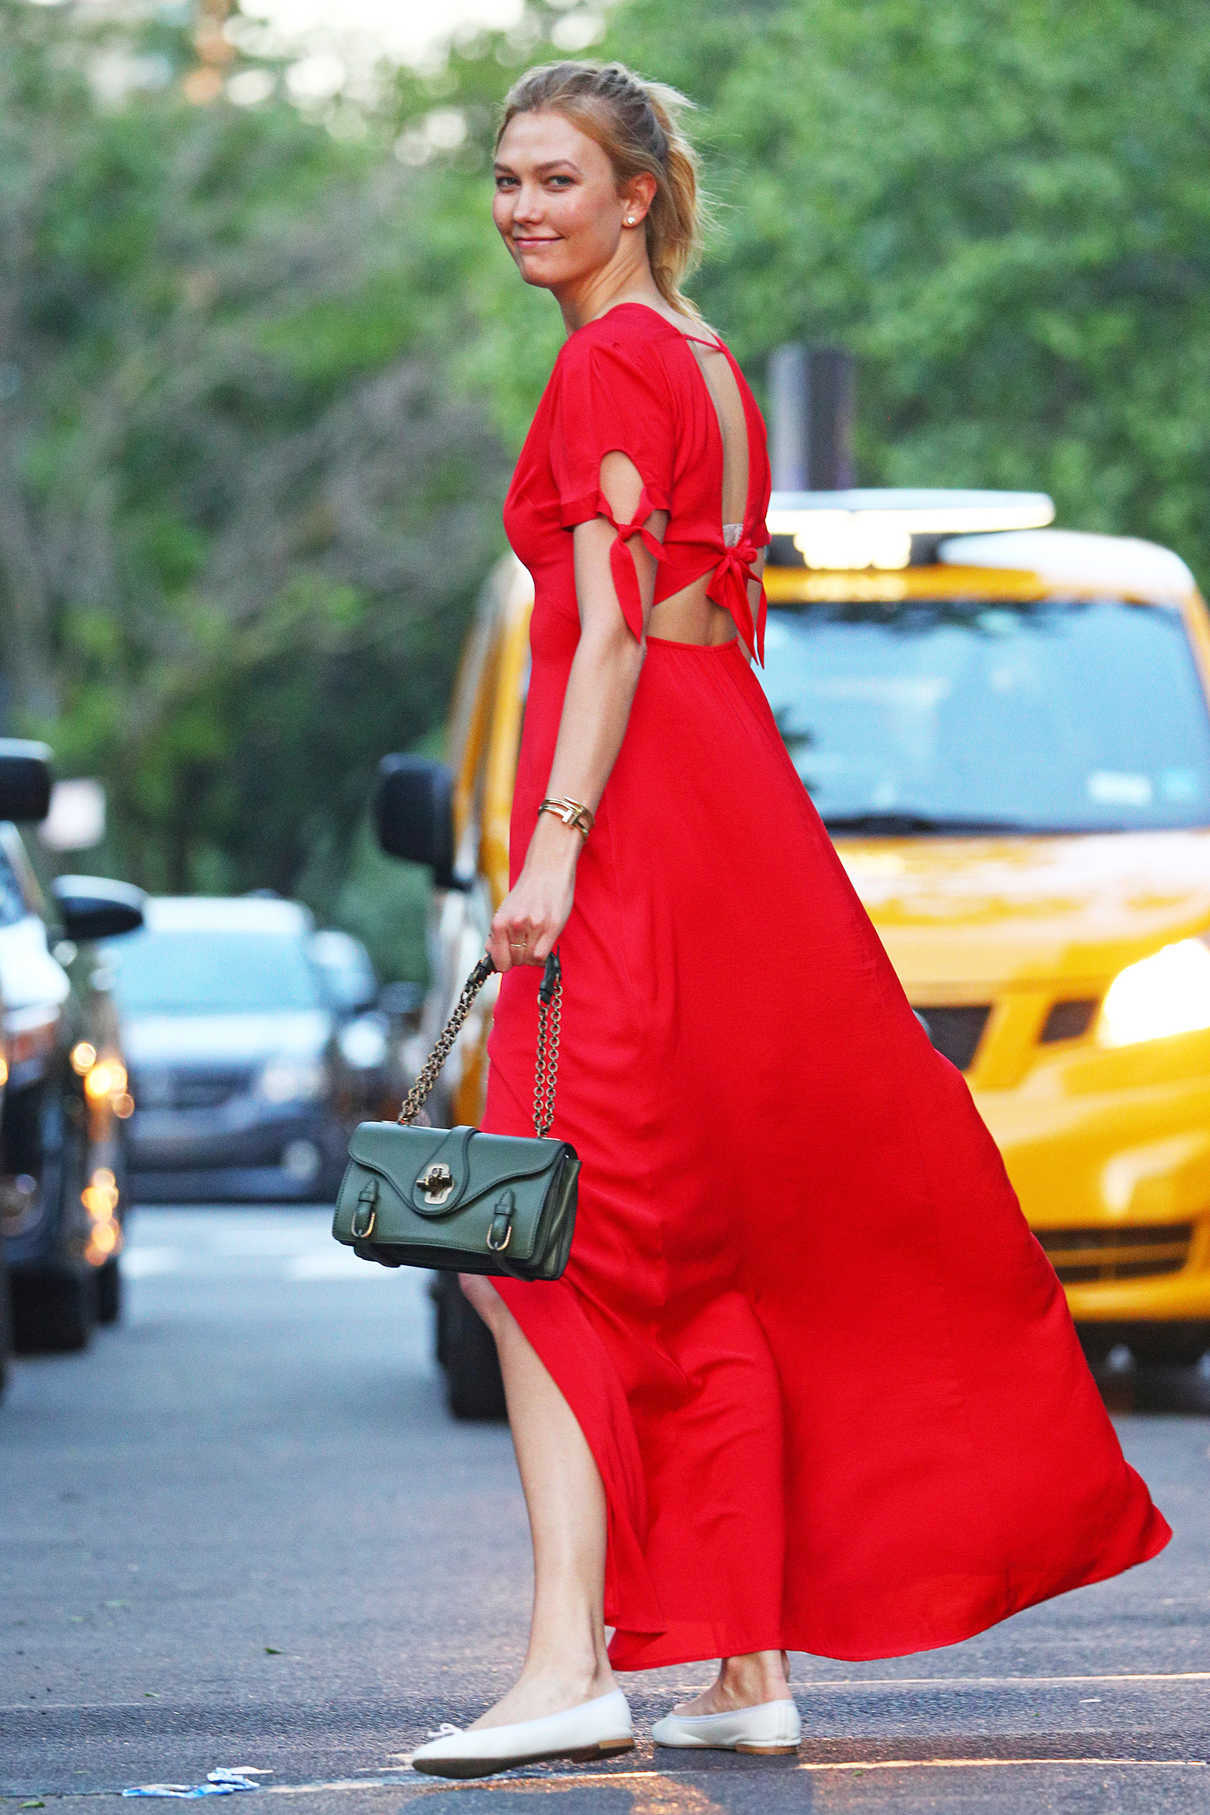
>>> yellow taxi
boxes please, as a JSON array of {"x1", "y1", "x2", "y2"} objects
[{"x1": 379, "y1": 489, "x2": 1210, "y2": 1411}]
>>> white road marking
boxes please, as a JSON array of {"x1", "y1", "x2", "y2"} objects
[
  {"x1": 781, "y1": 1758, "x2": 1210, "y2": 1771},
  {"x1": 286, "y1": 1252, "x2": 391, "y2": 1279},
  {"x1": 249, "y1": 1757, "x2": 1209, "y2": 1794},
  {"x1": 187, "y1": 1225, "x2": 329, "y2": 1255},
  {"x1": 120, "y1": 1247, "x2": 187, "y2": 1278},
  {"x1": 122, "y1": 1221, "x2": 424, "y2": 1286},
  {"x1": 784, "y1": 1670, "x2": 1210, "y2": 1687}
]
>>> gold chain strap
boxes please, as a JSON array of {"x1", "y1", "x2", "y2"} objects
[
  {"x1": 533, "y1": 960, "x2": 562, "y2": 1137},
  {"x1": 396, "y1": 951, "x2": 563, "y2": 1138}
]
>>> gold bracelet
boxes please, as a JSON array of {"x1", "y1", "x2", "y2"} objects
[{"x1": 538, "y1": 795, "x2": 595, "y2": 838}]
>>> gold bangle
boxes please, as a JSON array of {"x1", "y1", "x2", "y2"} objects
[{"x1": 538, "y1": 795, "x2": 594, "y2": 838}]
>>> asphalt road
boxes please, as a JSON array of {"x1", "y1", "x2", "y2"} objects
[{"x1": 2, "y1": 1205, "x2": 1209, "y2": 1814}]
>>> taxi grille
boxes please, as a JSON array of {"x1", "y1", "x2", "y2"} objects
[
  {"x1": 913, "y1": 1005, "x2": 990, "y2": 1071},
  {"x1": 1039, "y1": 997, "x2": 1100, "y2": 1043},
  {"x1": 173, "y1": 1069, "x2": 251, "y2": 1109},
  {"x1": 1035, "y1": 1223, "x2": 1194, "y2": 1284}
]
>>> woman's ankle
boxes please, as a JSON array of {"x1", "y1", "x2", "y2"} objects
[
  {"x1": 718, "y1": 1648, "x2": 790, "y2": 1704},
  {"x1": 518, "y1": 1647, "x2": 615, "y2": 1704}
]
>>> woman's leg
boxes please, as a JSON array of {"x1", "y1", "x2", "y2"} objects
[
  {"x1": 671, "y1": 1649, "x2": 791, "y2": 1717},
  {"x1": 457, "y1": 1274, "x2": 620, "y2": 1727}
]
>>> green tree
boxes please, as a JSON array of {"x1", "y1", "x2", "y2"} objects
[
  {"x1": 6, "y1": 0, "x2": 1210, "y2": 980},
  {"x1": 392, "y1": 0, "x2": 1210, "y2": 573},
  {"x1": 0, "y1": 0, "x2": 507, "y2": 973},
  {"x1": 604, "y1": 0, "x2": 1210, "y2": 570}
]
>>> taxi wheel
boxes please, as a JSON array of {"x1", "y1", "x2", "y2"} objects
[
  {"x1": 1128, "y1": 1323, "x2": 1210, "y2": 1369},
  {"x1": 436, "y1": 1275, "x2": 507, "y2": 1421},
  {"x1": 96, "y1": 1256, "x2": 122, "y2": 1325}
]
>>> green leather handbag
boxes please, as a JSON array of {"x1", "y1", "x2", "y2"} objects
[{"x1": 331, "y1": 950, "x2": 579, "y2": 1280}]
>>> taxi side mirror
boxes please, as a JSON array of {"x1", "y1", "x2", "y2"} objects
[
  {"x1": 50, "y1": 875, "x2": 146, "y2": 942},
  {"x1": 374, "y1": 754, "x2": 466, "y2": 891}
]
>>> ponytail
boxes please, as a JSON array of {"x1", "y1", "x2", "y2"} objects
[{"x1": 496, "y1": 59, "x2": 710, "y2": 320}]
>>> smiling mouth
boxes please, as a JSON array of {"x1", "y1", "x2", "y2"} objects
[{"x1": 513, "y1": 236, "x2": 560, "y2": 246}]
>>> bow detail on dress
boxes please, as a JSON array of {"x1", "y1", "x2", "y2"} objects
[
  {"x1": 593, "y1": 482, "x2": 667, "y2": 642},
  {"x1": 709, "y1": 533, "x2": 767, "y2": 667}
]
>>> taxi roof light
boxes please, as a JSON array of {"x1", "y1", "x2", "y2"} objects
[
  {"x1": 936, "y1": 528, "x2": 1195, "y2": 598},
  {"x1": 767, "y1": 489, "x2": 1056, "y2": 573}
]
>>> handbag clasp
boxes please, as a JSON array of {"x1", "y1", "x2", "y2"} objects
[{"x1": 418, "y1": 1161, "x2": 455, "y2": 1205}]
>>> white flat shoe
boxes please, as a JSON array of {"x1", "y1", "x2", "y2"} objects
[
  {"x1": 409, "y1": 1687, "x2": 635, "y2": 1779},
  {"x1": 651, "y1": 1696, "x2": 801, "y2": 1754}
]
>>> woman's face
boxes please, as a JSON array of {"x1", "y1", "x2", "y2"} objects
[{"x1": 492, "y1": 108, "x2": 644, "y2": 294}]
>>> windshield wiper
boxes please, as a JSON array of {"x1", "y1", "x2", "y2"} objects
[{"x1": 821, "y1": 810, "x2": 1042, "y2": 835}]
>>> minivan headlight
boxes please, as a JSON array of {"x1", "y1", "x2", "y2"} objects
[
  {"x1": 337, "y1": 1014, "x2": 388, "y2": 1071},
  {"x1": 255, "y1": 1055, "x2": 328, "y2": 1103},
  {"x1": 1097, "y1": 935, "x2": 1210, "y2": 1047}
]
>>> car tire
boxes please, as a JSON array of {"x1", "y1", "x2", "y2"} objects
[
  {"x1": 1128, "y1": 1322, "x2": 1210, "y2": 1369},
  {"x1": 0, "y1": 1253, "x2": 13, "y2": 1401},
  {"x1": 96, "y1": 1256, "x2": 122, "y2": 1325},
  {"x1": 437, "y1": 1277, "x2": 507, "y2": 1421},
  {"x1": 1075, "y1": 1326, "x2": 1116, "y2": 1368},
  {"x1": 12, "y1": 1266, "x2": 96, "y2": 1354}
]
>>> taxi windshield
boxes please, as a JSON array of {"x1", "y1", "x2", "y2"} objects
[{"x1": 758, "y1": 596, "x2": 1210, "y2": 834}]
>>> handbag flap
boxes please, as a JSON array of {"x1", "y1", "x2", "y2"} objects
[
  {"x1": 345, "y1": 1120, "x2": 570, "y2": 1218},
  {"x1": 333, "y1": 1119, "x2": 578, "y2": 1267}
]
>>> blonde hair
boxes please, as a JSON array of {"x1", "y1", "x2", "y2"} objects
[{"x1": 496, "y1": 59, "x2": 708, "y2": 320}]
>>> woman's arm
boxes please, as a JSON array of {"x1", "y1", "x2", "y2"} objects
[{"x1": 487, "y1": 450, "x2": 667, "y2": 971}]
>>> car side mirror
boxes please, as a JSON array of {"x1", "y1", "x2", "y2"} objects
[
  {"x1": 373, "y1": 755, "x2": 466, "y2": 890},
  {"x1": 50, "y1": 875, "x2": 146, "y2": 942},
  {"x1": 0, "y1": 739, "x2": 53, "y2": 822}
]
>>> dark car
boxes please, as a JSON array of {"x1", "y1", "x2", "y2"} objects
[
  {"x1": 100, "y1": 895, "x2": 385, "y2": 1202},
  {"x1": 0, "y1": 740, "x2": 145, "y2": 1384}
]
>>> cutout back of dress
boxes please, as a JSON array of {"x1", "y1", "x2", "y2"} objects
[{"x1": 648, "y1": 327, "x2": 759, "y2": 649}]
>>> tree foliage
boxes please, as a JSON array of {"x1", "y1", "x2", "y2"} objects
[
  {"x1": 0, "y1": 0, "x2": 506, "y2": 965},
  {"x1": 2, "y1": 0, "x2": 1209, "y2": 980},
  {"x1": 390, "y1": 0, "x2": 1210, "y2": 574},
  {"x1": 605, "y1": 0, "x2": 1210, "y2": 557}
]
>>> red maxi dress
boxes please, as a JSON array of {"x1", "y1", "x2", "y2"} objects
[{"x1": 480, "y1": 300, "x2": 1172, "y2": 1671}]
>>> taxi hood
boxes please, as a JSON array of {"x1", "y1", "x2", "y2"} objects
[{"x1": 835, "y1": 828, "x2": 1210, "y2": 990}]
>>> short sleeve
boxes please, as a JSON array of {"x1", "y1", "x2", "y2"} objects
[{"x1": 547, "y1": 333, "x2": 676, "y2": 639}]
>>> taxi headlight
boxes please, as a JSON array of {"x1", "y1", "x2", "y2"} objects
[
  {"x1": 255, "y1": 1055, "x2": 329, "y2": 1103},
  {"x1": 1097, "y1": 936, "x2": 1210, "y2": 1047}
]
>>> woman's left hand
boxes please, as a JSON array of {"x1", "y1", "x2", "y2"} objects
[{"x1": 487, "y1": 853, "x2": 576, "y2": 971}]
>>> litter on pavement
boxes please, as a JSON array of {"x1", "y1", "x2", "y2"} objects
[{"x1": 121, "y1": 1770, "x2": 263, "y2": 1798}]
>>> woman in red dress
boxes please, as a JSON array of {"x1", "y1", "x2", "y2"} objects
[{"x1": 409, "y1": 58, "x2": 1173, "y2": 1781}]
